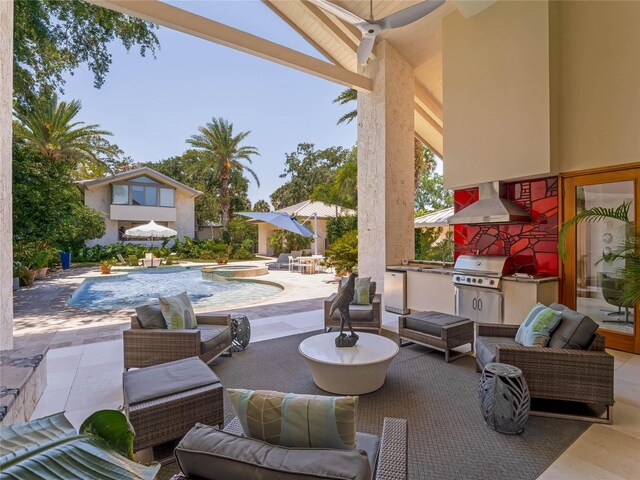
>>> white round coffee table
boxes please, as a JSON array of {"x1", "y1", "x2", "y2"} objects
[{"x1": 298, "y1": 332, "x2": 399, "y2": 395}]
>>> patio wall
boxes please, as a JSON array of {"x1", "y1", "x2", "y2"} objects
[
  {"x1": 0, "y1": 0, "x2": 13, "y2": 349},
  {"x1": 442, "y1": 0, "x2": 640, "y2": 190}
]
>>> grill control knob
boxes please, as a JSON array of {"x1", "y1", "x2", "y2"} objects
[
  {"x1": 490, "y1": 280, "x2": 495, "y2": 285},
  {"x1": 472, "y1": 278, "x2": 477, "y2": 283},
  {"x1": 478, "y1": 279, "x2": 483, "y2": 284},
  {"x1": 466, "y1": 278, "x2": 471, "y2": 283}
]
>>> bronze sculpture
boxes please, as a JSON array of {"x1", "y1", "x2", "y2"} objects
[{"x1": 330, "y1": 272, "x2": 359, "y2": 347}]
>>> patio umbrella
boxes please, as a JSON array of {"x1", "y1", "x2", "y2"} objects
[
  {"x1": 124, "y1": 220, "x2": 177, "y2": 241},
  {"x1": 237, "y1": 212, "x2": 315, "y2": 237}
]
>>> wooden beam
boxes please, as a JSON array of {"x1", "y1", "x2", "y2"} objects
[
  {"x1": 299, "y1": 1, "x2": 359, "y2": 54},
  {"x1": 89, "y1": 0, "x2": 372, "y2": 92},
  {"x1": 414, "y1": 130, "x2": 443, "y2": 159},
  {"x1": 261, "y1": 0, "x2": 340, "y2": 65},
  {"x1": 414, "y1": 80, "x2": 443, "y2": 125},
  {"x1": 415, "y1": 102, "x2": 443, "y2": 135}
]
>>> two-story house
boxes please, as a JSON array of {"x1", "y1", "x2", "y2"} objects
[{"x1": 77, "y1": 167, "x2": 203, "y2": 246}]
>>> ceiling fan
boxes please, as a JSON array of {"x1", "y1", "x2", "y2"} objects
[{"x1": 309, "y1": 0, "x2": 445, "y2": 65}]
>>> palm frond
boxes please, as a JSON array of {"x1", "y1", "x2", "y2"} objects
[{"x1": 558, "y1": 201, "x2": 632, "y2": 262}]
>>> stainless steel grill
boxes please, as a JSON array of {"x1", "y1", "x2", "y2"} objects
[{"x1": 452, "y1": 255, "x2": 513, "y2": 324}]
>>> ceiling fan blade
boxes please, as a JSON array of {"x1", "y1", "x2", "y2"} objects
[
  {"x1": 308, "y1": 0, "x2": 367, "y2": 26},
  {"x1": 357, "y1": 34, "x2": 376, "y2": 65},
  {"x1": 377, "y1": 0, "x2": 445, "y2": 30}
]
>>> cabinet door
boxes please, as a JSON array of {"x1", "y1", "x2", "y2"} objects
[
  {"x1": 476, "y1": 290, "x2": 504, "y2": 324},
  {"x1": 455, "y1": 286, "x2": 478, "y2": 321}
]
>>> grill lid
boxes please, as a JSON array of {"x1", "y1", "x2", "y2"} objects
[{"x1": 453, "y1": 255, "x2": 512, "y2": 276}]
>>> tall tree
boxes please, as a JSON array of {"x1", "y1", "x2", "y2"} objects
[
  {"x1": 270, "y1": 143, "x2": 349, "y2": 209},
  {"x1": 187, "y1": 118, "x2": 259, "y2": 231},
  {"x1": 252, "y1": 200, "x2": 271, "y2": 212},
  {"x1": 13, "y1": 94, "x2": 122, "y2": 178},
  {"x1": 311, "y1": 147, "x2": 358, "y2": 210},
  {"x1": 334, "y1": 88, "x2": 357, "y2": 125},
  {"x1": 13, "y1": 0, "x2": 159, "y2": 104}
]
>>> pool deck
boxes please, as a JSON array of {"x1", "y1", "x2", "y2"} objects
[{"x1": 12, "y1": 260, "x2": 339, "y2": 351}]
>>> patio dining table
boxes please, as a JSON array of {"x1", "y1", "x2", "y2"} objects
[{"x1": 298, "y1": 256, "x2": 323, "y2": 274}]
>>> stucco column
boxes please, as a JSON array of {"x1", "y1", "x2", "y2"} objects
[
  {"x1": 0, "y1": 0, "x2": 13, "y2": 350},
  {"x1": 357, "y1": 41, "x2": 415, "y2": 287}
]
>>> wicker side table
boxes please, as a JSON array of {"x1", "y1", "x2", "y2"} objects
[
  {"x1": 478, "y1": 362, "x2": 530, "y2": 435},
  {"x1": 230, "y1": 314, "x2": 251, "y2": 351}
]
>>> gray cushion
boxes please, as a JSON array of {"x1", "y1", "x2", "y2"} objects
[
  {"x1": 134, "y1": 303, "x2": 166, "y2": 329},
  {"x1": 548, "y1": 303, "x2": 599, "y2": 349},
  {"x1": 403, "y1": 311, "x2": 470, "y2": 337},
  {"x1": 175, "y1": 423, "x2": 373, "y2": 480},
  {"x1": 330, "y1": 304, "x2": 374, "y2": 322},
  {"x1": 475, "y1": 336, "x2": 520, "y2": 368},
  {"x1": 123, "y1": 357, "x2": 219, "y2": 405},
  {"x1": 356, "y1": 432, "x2": 380, "y2": 475},
  {"x1": 199, "y1": 325, "x2": 231, "y2": 355},
  {"x1": 369, "y1": 282, "x2": 377, "y2": 304}
]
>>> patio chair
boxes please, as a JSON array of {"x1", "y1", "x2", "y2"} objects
[
  {"x1": 171, "y1": 415, "x2": 408, "y2": 480},
  {"x1": 116, "y1": 253, "x2": 127, "y2": 265},
  {"x1": 123, "y1": 312, "x2": 232, "y2": 370},
  {"x1": 266, "y1": 253, "x2": 290, "y2": 270},
  {"x1": 324, "y1": 282, "x2": 382, "y2": 334}
]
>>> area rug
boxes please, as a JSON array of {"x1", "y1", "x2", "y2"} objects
[{"x1": 160, "y1": 331, "x2": 591, "y2": 480}]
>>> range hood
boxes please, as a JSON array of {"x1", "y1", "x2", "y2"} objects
[{"x1": 448, "y1": 182, "x2": 532, "y2": 225}]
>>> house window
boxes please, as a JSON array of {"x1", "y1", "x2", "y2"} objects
[
  {"x1": 144, "y1": 187, "x2": 158, "y2": 206},
  {"x1": 130, "y1": 175, "x2": 159, "y2": 184},
  {"x1": 160, "y1": 188, "x2": 175, "y2": 207},
  {"x1": 132, "y1": 185, "x2": 145, "y2": 206},
  {"x1": 112, "y1": 185, "x2": 129, "y2": 205}
]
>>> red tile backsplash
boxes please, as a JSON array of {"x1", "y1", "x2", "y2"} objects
[{"x1": 453, "y1": 177, "x2": 559, "y2": 275}]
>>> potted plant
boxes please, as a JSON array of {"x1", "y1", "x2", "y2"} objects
[
  {"x1": 559, "y1": 201, "x2": 639, "y2": 307},
  {"x1": 33, "y1": 248, "x2": 52, "y2": 280},
  {"x1": 12, "y1": 262, "x2": 27, "y2": 290},
  {"x1": 100, "y1": 259, "x2": 115, "y2": 274}
]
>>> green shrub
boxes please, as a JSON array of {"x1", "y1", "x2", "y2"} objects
[
  {"x1": 128, "y1": 255, "x2": 139, "y2": 267},
  {"x1": 324, "y1": 229, "x2": 358, "y2": 275}
]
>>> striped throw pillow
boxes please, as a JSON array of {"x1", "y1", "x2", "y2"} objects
[
  {"x1": 227, "y1": 389, "x2": 358, "y2": 449},
  {"x1": 515, "y1": 303, "x2": 563, "y2": 347}
]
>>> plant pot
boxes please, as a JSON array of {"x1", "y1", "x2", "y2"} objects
[
  {"x1": 20, "y1": 270, "x2": 36, "y2": 287},
  {"x1": 13, "y1": 277, "x2": 20, "y2": 291},
  {"x1": 60, "y1": 251, "x2": 72, "y2": 270},
  {"x1": 100, "y1": 266, "x2": 112, "y2": 275},
  {"x1": 35, "y1": 267, "x2": 48, "y2": 280}
]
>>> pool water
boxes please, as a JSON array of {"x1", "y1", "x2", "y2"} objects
[{"x1": 68, "y1": 268, "x2": 283, "y2": 311}]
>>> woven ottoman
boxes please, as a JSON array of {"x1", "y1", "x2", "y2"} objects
[
  {"x1": 399, "y1": 311, "x2": 474, "y2": 362},
  {"x1": 123, "y1": 357, "x2": 223, "y2": 453}
]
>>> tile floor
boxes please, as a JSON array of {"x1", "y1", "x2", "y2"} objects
[{"x1": 29, "y1": 309, "x2": 640, "y2": 479}]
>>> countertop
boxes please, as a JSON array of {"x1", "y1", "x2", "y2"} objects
[
  {"x1": 502, "y1": 275, "x2": 559, "y2": 284},
  {"x1": 386, "y1": 265, "x2": 454, "y2": 275},
  {"x1": 386, "y1": 266, "x2": 559, "y2": 283}
]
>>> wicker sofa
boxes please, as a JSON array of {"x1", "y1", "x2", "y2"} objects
[
  {"x1": 475, "y1": 305, "x2": 615, "y2": 423},
  {"x1": 171, "y1": 416, "x2": 408, "y2": 480},
  {"x1": 123, "y1": 313, "x2": 232, "y2": 370}
]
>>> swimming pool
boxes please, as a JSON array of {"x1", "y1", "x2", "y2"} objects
[{"x1": 68, "y1": 267, "x2": 283, "y2": 311}]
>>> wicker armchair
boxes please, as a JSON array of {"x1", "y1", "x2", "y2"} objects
[
  {"x1": 324, "y1": 293, "x2": 382, "y2": 334},
  {"x1": 123, "y1": 313, "x2": 232, "y2": 370},
  {"x1": 171, "y1": 416, "x2": 408, "y2": 480},
  {"x1": 476, "y1": 324, "x2": 614, "y2": 423}
]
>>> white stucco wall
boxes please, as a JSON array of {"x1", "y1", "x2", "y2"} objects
[{"x1": 83, "y1": 183, "x2": 197, "y2": 246}]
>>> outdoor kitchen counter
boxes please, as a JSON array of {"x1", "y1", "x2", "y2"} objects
[
  {"x1": 502, "y1": 275, "x2": 559, "y2": 284},
  {"x1": 386, "y1": 265, "x2": 454, "y2": 275}
]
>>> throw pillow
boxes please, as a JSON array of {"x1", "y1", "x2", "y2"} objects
[
  {"x1": 339, "y1": 276, "x2": 372, "y2": 305},
  {"x1": 134, "y1": 303, "x2": 167, "y2": 329},
  {"x1": 159, "y1": 292, "x2": 197, "y2": 330},
  {"x1": 227, "y1": 389, "x2": 357, "y2": 449},
  {"x1": 368, "y1": 281, "x2": 377, "y2": 304},
  {"x1": 515, "y1": 303, "x2": 563, "y2": 347},
  {"x1": 548, "y1": 303, "x2": 600, "y2": 349}
]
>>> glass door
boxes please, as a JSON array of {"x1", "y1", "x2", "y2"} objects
[{"x1": 561, "y1": 167, "x2": 640, "y2": 353}]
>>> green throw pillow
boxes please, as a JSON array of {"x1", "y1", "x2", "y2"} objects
[
  {"x1": 515, "y1": 303, "x2": 562, "y2": 347},
  {"x1": 159, "y1": 292, "x2": 197, "y2": 330},
  {"x1": 339, "y1": 276, "x2": 371, "y2": 305},
  {"x1": 227, "y1": 389, "x2": 358, "y2": 449}
]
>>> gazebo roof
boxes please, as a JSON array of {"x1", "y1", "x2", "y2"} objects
[{"x1": 276, "y1": 200, "x2": 356, "y2": 219}]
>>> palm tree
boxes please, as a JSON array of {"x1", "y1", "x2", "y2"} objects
[
  {"x1": 187, "y1": 118, "x2": 260, "y2": 230},
  {"x1": 334, "y1": 88, "x2": 357, "y2": 125},
  {"x1": 559, "y1": 201, "x2": 639, "y2": 306},
  {"x1": 13, "y1": 94, "x2": 119, "y2": 177}
]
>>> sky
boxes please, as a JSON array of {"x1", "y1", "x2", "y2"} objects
[{"x1": 59, "y1": 1, "x2": 357, "y2": 206}]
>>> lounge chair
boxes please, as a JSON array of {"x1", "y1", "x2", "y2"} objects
[{"x1": 266, "y1": 253, "x2": 290, "y2": 270}]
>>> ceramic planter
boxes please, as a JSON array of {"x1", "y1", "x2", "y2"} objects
[
  {"x1": 35, "y1": 267, "x2": 48, "y2": 280},
  {"x1": 100, "y1": 266, "x2": 112, "y2": 275}
]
